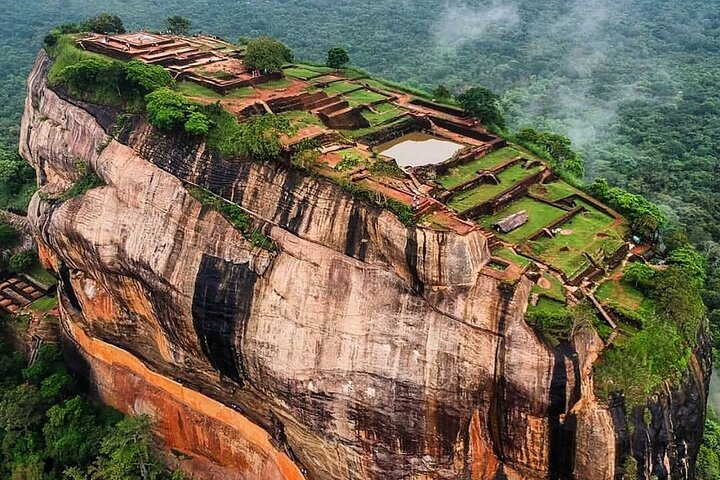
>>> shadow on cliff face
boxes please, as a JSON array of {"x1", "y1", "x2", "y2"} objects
[
  {"x1": 548, "y1": 344, "x2": 579, "y2": 479},
  {"x1": 192, "y1": 254, "x2": 259, "y2": 387}
]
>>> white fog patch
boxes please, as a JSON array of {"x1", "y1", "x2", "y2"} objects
[
  {"x1": 508, "y1": 0, "x2": 658, "y2": 155},
  {"x1": 431, "y1": 2, "x2": 520, "y2": 50}
]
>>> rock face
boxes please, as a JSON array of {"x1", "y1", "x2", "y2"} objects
[{"x1": 19, "y1": 52, "x2": 710, "y2": 480}]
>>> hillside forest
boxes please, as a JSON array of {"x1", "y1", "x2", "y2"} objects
[{"x1": 0, "y1": 0, "x2": 719, "y2": 477}]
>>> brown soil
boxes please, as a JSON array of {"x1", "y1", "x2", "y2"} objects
[{"x1": 537, "y1": 278, "x2": 552, "y2": 290}]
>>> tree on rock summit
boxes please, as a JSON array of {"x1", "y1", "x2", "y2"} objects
[
  {"x1": 326, "y1": 47, "x2": 350, "y2": 70},
  {"x1": 457, "y1": 86, "x2": 506, "y2": 129},
  {"x1": 244, "y1": 37, "x2": 294, "y2": 74},
  {"x1": 166, "y1": 16, "x2": 192, "y2": 36},
  {"x1": 81, "y1": 13, "x2": 125, "y2": 35}
]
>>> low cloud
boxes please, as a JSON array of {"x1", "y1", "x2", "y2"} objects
[{"x1": 431, "y1": 2, "x2": 520, "y2": 50}]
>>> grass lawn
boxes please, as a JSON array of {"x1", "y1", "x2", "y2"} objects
[
  {"x1": 283, "y1": 67, "x2": 325, "y2": 80},
  {"x1": 493, "y1": 246, "x2": 533, "y2": 268},
  {"x1": 30, "y1": 296, "x2": 57, "y2": 312},
  {"x1": 295, "y1": 64, "x2": 335, "y2": 74},
  {"x1": 526, "y1": 297, "x2": 567, "y2": 315},
  {"x1": 343, "y1": 117, "x2": 413, "y2": 139},
  {"x1": 334, "y1": 148, "x2": 369, "y2": 172},
  {"x1": 339, "y1": 68, "x2": 369, "y2": 80},
  {"x1": 226, "y1": 86, "x2": 256, "y2": 98},
  {"x1": 257, "y1": 78, "x2": 293, "y2": 90},
  {"x1": 361, "y1": 79, "x2": 396, "y2": 94},
  {"x1": 524, "y1": 204, "x2": 623, "y2": 278},
  {"x1": 447, "y1": 163, "x2": 543, "y2": 213},
  {"x1": 177, "y1": 82, "x2": 254, "y2": 100},
  {"x1": 344, "y1": 89, "x2": 388, "y2": 107},
  {"x1": 362, "y1": 102, "x2": 405, "y2": 126},
  {"x1": 596, "y1": 277, "x2": 655, "y2": 324},
  {"x1": 478, "y1": 197, "x2": 567, "y2": 244},
  {"x1": 279, "y1": 110, "x2": 323, "y2": 128},
  {"x1": 25, "y1": 261, "x2": 57, "y2": 287},
  {"x1": 529, "y1": 181, "x2": 579, "y2": 202},
  {"x1": 177, "y1": 81, "x2": 224, "y2": 99},
  {"x1": 531, "y1": 271, "x2": 566, "y2": 302},
  {"x1": 324, "y1": 81, "x2": 362, "y2": 95},
  {"x1": 437, "y1": 147, "x2": 525, "y2": 189}
]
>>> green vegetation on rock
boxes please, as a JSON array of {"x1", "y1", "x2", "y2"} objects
[
  {"x1": 594, "y1": 242, "x2": 706, "y2": 408},
  {"x1": 188, "y1": 186, "x2": 274, "y2": 250},
  {"x1": 54, "y1": 160, "x2": 104, "y2": 202}
]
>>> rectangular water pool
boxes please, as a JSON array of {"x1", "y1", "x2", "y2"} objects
[{"x1": 376, "y1": 132, "x2": 464, "y2": 168}]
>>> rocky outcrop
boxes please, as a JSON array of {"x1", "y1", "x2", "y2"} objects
[{"x1": 19, "y1": 51, "x2": 710, "y2": 480}]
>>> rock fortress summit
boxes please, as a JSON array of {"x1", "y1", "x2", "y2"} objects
[{"x1": 17, "y1": 28, "x2": 710, "y2": 479}]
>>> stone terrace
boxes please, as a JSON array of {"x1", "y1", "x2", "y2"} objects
[{"x1": 79, "y1": 33, "x2": 279, "y2": 93}]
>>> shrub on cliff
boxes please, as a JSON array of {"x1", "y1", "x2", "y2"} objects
[
  {"x1": 123, "y1": 61, "x2": 174, "y2": 95},
  {"x1": 188, "y1": 187, "x2": 275, "y2": 250},
  {"x1": 56, "y1": 160, "x2": 105, "y2": 202},
  {"x1": 53, "y1": 44, "x2": 173, "y2": 108},
  {"x1": 514, "y1": 128, "x2": 585, "y2": 178},
  {"x1": 585, "y1": 178, "x2": 667, "y2": 240},
  {"x1": 145, "y1": 88, "x2": 211, "y2": 136},
  {"x1": 207, "y1": 112, "x2": 296, "y2": 160},
  {"x1": 291, "y1": 137, "x2": 321, "y2": 170},
  {"x1": 596, "y1": 243, "x2": 707, "y2": 407},
  {"x1": 8, "y1": 251, "x2": 34, "y2": 274}
]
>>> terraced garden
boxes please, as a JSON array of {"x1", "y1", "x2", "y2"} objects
[
  {"x1": 362, "y1": 102, "x2": 405, "y2": 126},
  {"x1": 595, "y1": 276, "x2": 656, "y2": 325},
  {"x1": 437, "y1": 146, "x2": 525, "y2": 189},
  {"x1": 447, "y1": 163, "x2": 544, "y2": 213},
  {"x1": 522, "y1": 203, "x2": 624, "y2": 279},
  {"x1": 343, "y1": 88, "x2": 388, "y2": 107},
  {"x1": 323, "y1": 80, "x2": 361, "y2": 95}
]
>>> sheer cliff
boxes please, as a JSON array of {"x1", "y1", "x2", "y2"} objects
[{"x1": 19, "y1": 52, "x2": 710, "y2": 480}]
